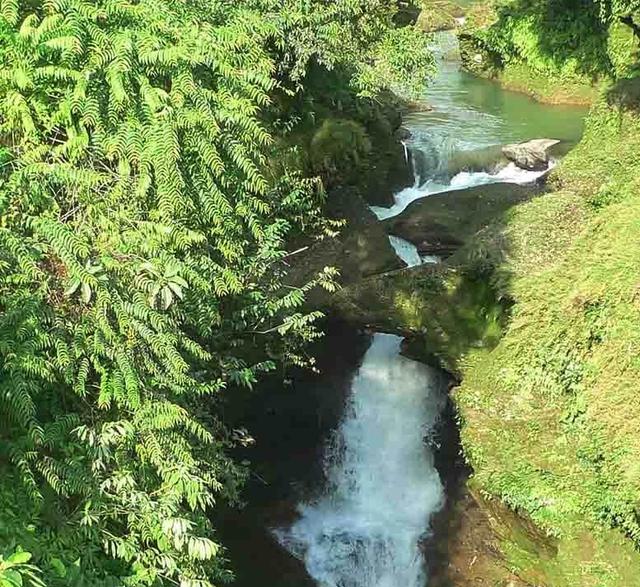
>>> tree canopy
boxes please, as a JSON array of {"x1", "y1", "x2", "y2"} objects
[{"x1": 0, "y1": 1, "x2": 432, "y2": 586}]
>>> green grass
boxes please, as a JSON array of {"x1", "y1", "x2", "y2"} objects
[
  {"x1": 455, "y1": 86, "x2": 640, "y2": 584},
  {"x1": 458, "y1": 0, "x2": 640, "y2": 105}
]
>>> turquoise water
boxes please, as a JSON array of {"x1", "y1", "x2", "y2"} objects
[
  {"x1": 405, "y1": 31, "x2": 587, "y2": 165},
  {"x1": 372, "y1": 31, "x2": 588, "y2": 221}
]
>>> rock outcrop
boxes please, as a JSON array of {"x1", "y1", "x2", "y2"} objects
[
  {"x1": 384, "y1": 182, "x2": 541, "y2": 257},
  {"x1": 286, "y1": 190, "x2": 404, "y2": 298},
  {"x1": 502, "y1": 138, "x2": 560, "y2": 171}
]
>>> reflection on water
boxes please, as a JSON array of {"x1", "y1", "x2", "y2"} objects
[
  {"x1": 374, "y1": 31, "x2": 587, "y2": 220},
  {"x1": 409, "y1": 33, "x2": 587, "y2": 154}
]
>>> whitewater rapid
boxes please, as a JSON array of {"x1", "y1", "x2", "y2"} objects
[
  {"x1": 372, "y1": 161, "x2": 553, "y2": 221},
  {"x1": 276, "y1": 334, "x2": 445, "y2": 587}
]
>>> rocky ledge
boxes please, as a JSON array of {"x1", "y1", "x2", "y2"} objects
[{"x1": 384, "y1": 182, "x2": 542, "y2": 257}]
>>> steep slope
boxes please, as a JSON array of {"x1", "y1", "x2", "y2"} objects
[{"x1": 455, "y1": 83, "x2": 640, "y2": 585}]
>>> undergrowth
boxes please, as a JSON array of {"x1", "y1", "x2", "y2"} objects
[
  {"x1": 459, "y1": 0, "x2": 640, "y2": 103},
  {"x1": 456, "y1": 83, "x2": 640, "y2": 585}
]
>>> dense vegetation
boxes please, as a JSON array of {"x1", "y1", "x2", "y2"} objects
[
  {"x1": 0, "y1": 2, "x2": 432, "y2": 586},
  {"x1": 450, "y1": 1, "x2": 640, "y2": 583},
  {"x1": 459, "y1": 0, "x2": 640, "y2": 102},
  {"x1": 456, "y1": 93, "x2": 640, "y2": 585}
]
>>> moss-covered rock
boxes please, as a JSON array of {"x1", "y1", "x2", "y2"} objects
[
  {"x1": 325, "y1": 263, "x2": 506, "y2": 377},
  {"x1": 309, "y1": 119, "x2": 373, "y2": 185},
  {"x1": 417, "y1": 0, "x2": 465, "y2": 33}
]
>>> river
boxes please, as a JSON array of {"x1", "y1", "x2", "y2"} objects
[
  {"x1": 382, "y1": 31, "x2": 586, "y2": 264},
  {"x1": 218, "y1": 29, "x2": 586, "y2": 587}
]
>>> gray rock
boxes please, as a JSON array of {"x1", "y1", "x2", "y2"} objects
[{"x1": 502, "y1": 139, "x2": 561, "y2": 171}]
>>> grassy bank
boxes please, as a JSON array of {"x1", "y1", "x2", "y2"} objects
[
  {"x1": 454, "y1": 82, "x2": 640, "y2": 585},
  {"x1": 327, "y1": 79, "x2": 640, "y2": 585},
  {"x1": 483, "y1": 61, "x2": 599, "y2": 105},
  {"x1": 457, "y1": 1, "x2": 639, "y2": 105}
]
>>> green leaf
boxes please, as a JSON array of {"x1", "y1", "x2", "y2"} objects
[
  {"x1": 160, "y1": 286, "x2": 173, "y2": 310},
  {"x1": 80, "y1": 282, "x2": 92, "y2": 303},
  {"x1": 7, "y1": 552, "x2": 31, "y2": 565},
  {"x1": 64, "y1": 278, "x2": 81, "y2": 297},
  {"x1": 2, "y1": 570, "x2": 22, "y2": 587},
  {"x1": 50, "y1": 557, "x2": 66, "y2": 578},
  {"x1": 167, "y1": 282, "x2": 184, "y2": 299}
]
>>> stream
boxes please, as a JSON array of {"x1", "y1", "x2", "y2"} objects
[
  {"x1": 383, "y1": 31, "x2": 586, "y2": 266},
  {"x1": 219, "y1": 29, "x2": 586, "y2": 587}
]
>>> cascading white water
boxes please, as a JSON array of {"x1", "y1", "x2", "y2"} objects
[
  {"x1": 389, "y1": 235, "x2": 423, "y2": 268},
  {"x1": 371, "y1": 161, "x2": 554, "y2": 220},
  {"x1": 276, "y1": 334, "x2": 445, "y2": 587},
  {"x1": 367, "y1": 29, "x2": 583, "y2": 223}
]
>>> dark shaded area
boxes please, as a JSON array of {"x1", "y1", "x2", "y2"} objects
[
  {"x1": 279, "y1": 63, "x2": 414, "y2": 207},
  {"x1": 215, "y1": 320, "x2": 372, "y2": 587},
  {"x1": 215, "y1": 317, "x2": 470, "y2": 587},
  {"x1": 284, "y1": 188, "x2": 404, "y2": 303},
  {"x1": 607, "y1": 75, "x2": 640, "y2": 111}
]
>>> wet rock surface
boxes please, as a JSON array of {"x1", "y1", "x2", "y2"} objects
[
  {"x1": 384, "y1": 182, "x2": 540, "y2": 256},
  {"x1": 502, "y1": 139, "x2": 561, "y2": 171},
  {"x1": 427, "y1": 486, "x2": 534, "y2": 587},
  {"x1": 286, "y1": 190, "x2": 403, "y2": 298}
]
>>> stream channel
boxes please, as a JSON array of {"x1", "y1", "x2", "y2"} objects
[{"x1": 218, "y1": 30, "x2": 586, "y2": 587}]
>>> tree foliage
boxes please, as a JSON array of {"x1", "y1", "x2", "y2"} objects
[
  {"x1": 0, "y1": 1, "x2": 432, "y2": 586},
  {"x1": 463, "y1": 0, "x2": 640, "y2": 79}
]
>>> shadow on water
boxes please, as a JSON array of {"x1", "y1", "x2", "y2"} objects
[{"x1": 215, "y1": 321, "x2": 372, "y2": 587}]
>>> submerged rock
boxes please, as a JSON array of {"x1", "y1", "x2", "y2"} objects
[{"x1": 502, "y1": 138, "x2": 560, "y2": 171}]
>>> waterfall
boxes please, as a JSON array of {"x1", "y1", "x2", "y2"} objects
[
  {"x1": 370, "y1": 162, "x2": 551, "y2": 220},
  {"x1": 276, "y1": 334, "x2": 446, "y2": 587},
  {"x1": 389, "y1": 235, "x2": 423, "y2": 268}
]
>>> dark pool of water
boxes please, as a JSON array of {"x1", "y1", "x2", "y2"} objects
[{"x1": 216, "y1": 322, "x2": 373, "y2": 587}]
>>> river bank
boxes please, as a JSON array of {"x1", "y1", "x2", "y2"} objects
[{"x1": 455, "y1": 0, "x2": 640, "y2": 107}]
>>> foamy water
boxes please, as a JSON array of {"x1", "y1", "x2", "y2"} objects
[
  {"x1": 276, "y1": 335, "x2": 445, "y2": 587},
  {"x1": 389, "y1": 235, "x2": 423, "y2": 267},
  {"x1": 372, "y1": 161, "x2": 553, "y2": 220}
]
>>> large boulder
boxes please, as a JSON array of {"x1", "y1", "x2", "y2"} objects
[
  {"x1": 326, "y1": 262, "x2": 506, "y2": 377},
  {"x1": 502, "y1": 139, "x2": 560, "y2": 171},
  {"x1": 384, "y1": 182, "x2": 541, "y2": 257},
  {"x1": 444, "y1": 144, "x2": 507, "y2": 178},
  {"x1": 417, "y1": 0, "x2": 465, "y2": 33},
  {"x1": 286, "y1": 190, "x2": 404, "y2": 299}
]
